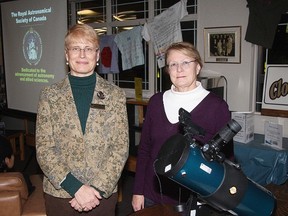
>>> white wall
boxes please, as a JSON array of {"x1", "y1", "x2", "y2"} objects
[{"x1": 198, "y1": 0, "x2": 288, "y2": 137}]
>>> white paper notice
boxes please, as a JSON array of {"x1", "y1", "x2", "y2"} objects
[{"x1": 264, "y1": 121, "x2": 283, "y2": 149}]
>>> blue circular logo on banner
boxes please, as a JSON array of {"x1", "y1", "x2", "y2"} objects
[{"x1": 23, "y1": 28, "x2": 42, "y2": 65}]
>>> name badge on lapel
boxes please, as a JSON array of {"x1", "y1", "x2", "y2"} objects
[
  {"x1": 91, "y1": 91, "x2": 105, "y2": 109},
  {"x1": 91, "y1": 103, "x2": 105, "y2": 109}
]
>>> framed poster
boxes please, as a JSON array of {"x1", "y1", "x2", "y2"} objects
[
  {"x1": 204, "y1": 26, "x2": 241, "y2": 63},
  {"x1": 261, "y1": 65, "x2": 288, "y2": 117}
]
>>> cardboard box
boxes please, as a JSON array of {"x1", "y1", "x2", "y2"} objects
[{"x1": 232, "y1": 112, "x2": 254, "y2": 143}]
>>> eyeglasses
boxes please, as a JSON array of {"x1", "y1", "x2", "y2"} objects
[
  {"x1": 166, "y1": 60, "x2": 196, "y2": 71},
  {"x1": 67, "y1": 47, "x2": 99, "y2": 55}
]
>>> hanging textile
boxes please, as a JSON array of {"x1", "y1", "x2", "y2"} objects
[
  {"x1": 142, "y1": 0, "x2": 188, "y2": 68},
  {"x1": 114, "y1": 26, "x2": 144, "y2": 71},
  {"x1": 99, "y1": 35, "x2": 119, "y2": 74}
]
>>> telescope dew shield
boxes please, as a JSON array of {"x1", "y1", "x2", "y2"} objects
[{"x1": 154, "y1": 134, "x2": 276, "y2": 216}]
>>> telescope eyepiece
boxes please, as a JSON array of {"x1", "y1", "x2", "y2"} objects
[{"x1": 202, "y1": 119, "x2": 241, "y2": 162}]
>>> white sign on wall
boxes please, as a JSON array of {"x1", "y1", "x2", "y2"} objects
[{"x1": 262, "y1": 65, "x2": 288, "y2": 117}]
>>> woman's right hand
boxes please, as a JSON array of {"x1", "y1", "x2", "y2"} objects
[{"x1": 132, "y1": 194, "x2": 145, "y2": 211}]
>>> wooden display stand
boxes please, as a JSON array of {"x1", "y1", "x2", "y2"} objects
[{"x1": 126, "y1": 98, "x2": 149, "y2": 127}]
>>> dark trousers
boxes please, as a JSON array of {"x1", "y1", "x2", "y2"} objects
[{"x1": 44, "y1": 192, "x2": 118, "y2": 216}]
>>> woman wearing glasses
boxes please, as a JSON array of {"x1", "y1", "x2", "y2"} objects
[
  {"x1": 36, "y1": 24, "x2": 129, "y2": 216},
  {"x1": 132, "y1": 42, "x2": 233, "y2": 214}
]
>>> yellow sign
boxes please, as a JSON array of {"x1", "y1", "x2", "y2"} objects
[{"x1": 134, "y1": 77, "x2": 143, "y2": 101}]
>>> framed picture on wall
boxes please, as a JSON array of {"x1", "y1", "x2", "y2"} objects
[{"x1": 204, "y1": 26, "x2": 241, "y2": 63}]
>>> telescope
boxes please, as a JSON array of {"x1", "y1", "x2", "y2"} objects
[{"x1": 154, "y1": 108, "x2": 276, "y2": 216}]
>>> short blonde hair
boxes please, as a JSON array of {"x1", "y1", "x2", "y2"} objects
[
  {"x1": 65, "y1": 24, "x2": 99, "y2": 49},
  {"x1": 165, "y1": 42, "x2": 203, "y2": 69}
]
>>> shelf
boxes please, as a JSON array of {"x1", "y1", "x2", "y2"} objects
[
  {"x1": 126, "y1": 98, "x2": 148, "y2": 126},
  {"x1": 126, "y1": 98, "x2": 149, "y2": 106}
]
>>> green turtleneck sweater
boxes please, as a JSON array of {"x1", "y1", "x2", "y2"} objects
[
  {"x1": 68, "y1": 72, "x2": 96, "y2": 134},
  {"x1": 60, "y1": 72, "x2": 97, "y2": 197}
]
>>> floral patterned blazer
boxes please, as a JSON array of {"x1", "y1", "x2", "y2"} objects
[{"x1": 36, "y1": 74, "x2": 129, "y2": 198}]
